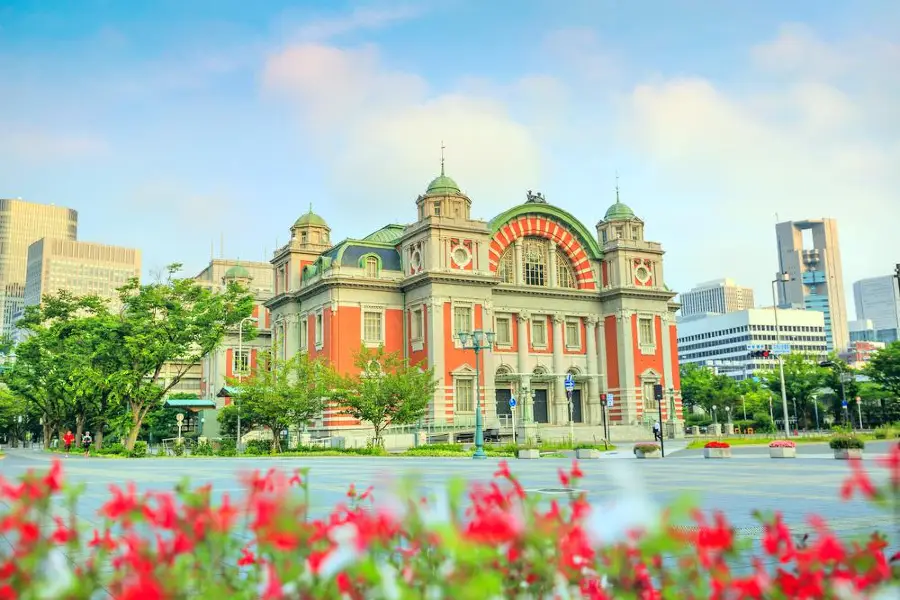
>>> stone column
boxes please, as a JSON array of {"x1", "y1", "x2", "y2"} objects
[
  {"x1": 516, "y1": 312, "x2": 532, "y2": 423},
  {"x1": 428, "y1": 298, "x2": 447, "y2": 424},
  {"x1": 585, "y1": 316, "x2": 600, "y2": 424},
  {"x1": 552, "y1": 313, "x2": 566, "y2": 424},
  {"x1": 481, "y1": 300, "x2": 497, "y2": 426},
  {"x1": 617, "y1": 309, "x2": 638, "y2": 425},
  {"x1": 514, "y1": 239, "x2": 524, "y2": 286},
  {"x1": 548, "y1": 241, "x2": 558, "y2": 287}
]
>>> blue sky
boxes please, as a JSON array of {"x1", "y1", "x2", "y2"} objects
[{"x1": 1, "y1": 0, "x2": 898, "y2": 317}]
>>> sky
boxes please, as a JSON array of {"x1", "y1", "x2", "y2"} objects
[{"x1": 1, "y1": 0, "x2": 898, "y2": 318}]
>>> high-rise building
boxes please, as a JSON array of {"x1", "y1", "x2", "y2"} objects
[
  {"x1": 853, "y1": 275, "x2": 900, "y2": 343},
  {"x1": 677, "y1": 308, "x2": 828, "y2": 380},
  {"x1": 678, "y1": 278, "x2": 755, "y2": 318},
  {"x1": 23, "y1": 238, "x2": 141, "y2": 312},
  {"x1": 775, "y1": 218, "x2": 848, "y2": 352},
  {"x1": 0, "y1": 199, "x2": 78, "y2": 337}
]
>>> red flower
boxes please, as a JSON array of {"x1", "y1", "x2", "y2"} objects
[
  {"x1": 50, "y1": 516, "x2": 76, "y2": 544},
  {"x1": 875, "y1": 442, "x2": 900, "y2": 489},
  {"x1": 238, "y1": 546, "x2": 256, "y2": 566},
  {"x1": 100, "y1": 483, "x2": 141, "y2": 521},
  {"x1": 89, "y1": 528, "x2": 117, "y2": 551},
  {"x1": 840, "y1": 460, "x2": 878, "y2": 500}
]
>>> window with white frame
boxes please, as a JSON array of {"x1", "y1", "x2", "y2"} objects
[
  {"x1": 643, "y1": 381, "x2": 658, "y2": 410},
  {"x1": 455, "y1": 378, "x2": 474, "y2": 412},
  {"x1": 556, "y1": 249, "x2": 577, "y2": 288},
  {"x1": 363, "y1": 310, "x2": 384, "y2": 344},
  {"x1": 522, "y1": 238, "x2": 548, "y2": 287},
  {"x1": 638, "y1": 317, "x2": 654, "y2": 346},
  {"x1": 498, "y1": 248, "x2": 515, "y2": 283},
  {"x1": 453, "y1": 305, "x2": 473, "y2": 336},
  {"x1": 531, "y1": 316, "x2": 547, "y2": 346},
  {"x1": 411, "y1": 307, "x2": 424, "y2": 340},
  {"x1": 299, "y1": 314, "x2": 308, "y2": 349},
  {"x1": 365, "y1": 256, "x2": 379, "y2": 278},
  {"x1": 233, "y1": 349, "x2": 249, "y2": 375},
  {"x1": 565, "y1": 319, "x2": 581, "y2": 348},
  {"x1": 315, "y1": 311, "x2": 324, "y2": 346},
  {"x1": 495, "y1": 316, "x2": 512, "y2": 346}
]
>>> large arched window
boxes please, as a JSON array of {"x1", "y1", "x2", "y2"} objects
[
  {"x1": 496, "y1": 237, "x2": 579, "y2": 289},
  {"x1": 522, "y1": 239, "x2": 548, "y2": 286}
]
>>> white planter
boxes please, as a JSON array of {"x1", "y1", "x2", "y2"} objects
[
  {"x1": 769, "y1": 447, "x2": 796, "y2": 458},
  {"x1": 703, "y1": 447, "x2": 732, "y2": 459},
  {"x1": 833, "y1": 449, "x2": 863, "y2": 460},
  {"x1": 635, "y1": 450, "x2": 661, "y2": 459},
  {"x1": 575, "y1": 448, "x2": 601, "y2": 459},
  {"x1": 518, "y1": 449, "x2": 540, "y2": 459}
]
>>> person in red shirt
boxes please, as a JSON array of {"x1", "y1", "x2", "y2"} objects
[{"x1": 63, "y1": 430, "x2": 75, "y2": 456}]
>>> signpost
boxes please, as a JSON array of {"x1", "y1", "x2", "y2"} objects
[
  {"x1": 509, "y1": 396, "x2": 517, "y2": 445},
  {"x1": 653, "y1": 384, "x2": 665, "y2": 458},
  {"x1": 856, "y1": 396, "x2": 863, "y2": 429},
  {"x1": 564, "y1": 374, "x2": 576, "y2": 443},
  {"x1": 176, "y1": 413, "x2": 184, "y2": 444},
  {"x1": 603, "y1": 393, "x2": 613, "y2": 446}
]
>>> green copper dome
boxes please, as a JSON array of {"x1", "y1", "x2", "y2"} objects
[
  {"x1": 224, "y1": 265, "x2": 250, "y2": 279},
  {"x1": 293, "y1": 204, "x2": 329, "y2": 228},
  {"x1": 603, "y1": 200, "x2": 636, "y2": 221},
  {"x1": 425, "y1": 172, "x2": 461, "y2": 196}
]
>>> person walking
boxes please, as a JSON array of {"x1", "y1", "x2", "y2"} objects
[
  {"x1": 63, "y1": 430, "x2": 75, "y2": 456},
  {"x1": 652, "y1": 421, "x2": 661, "y2": 442},
  {"x1": 81, "y1": 431, "x2": 93, "y2": 457}
]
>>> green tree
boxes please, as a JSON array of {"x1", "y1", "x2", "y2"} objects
[
  {"x1": 112, "y1": 264, "x2": 253, "y2": 450},
  {"x1": 866, "y1": 341, "x2": 900, "y2": 399},
  {"x1": 0, "y1": 387, "x2": 27, "y2": 447},
  {"x1": 762, "y1": 353, "x2": 828, "y2": 429},
  {"x1": 228, "y1": 350, "x2": 334, "y2": 453},
  {"x1": 332, "y1": 346, "x2": 435, "y2": 447}
]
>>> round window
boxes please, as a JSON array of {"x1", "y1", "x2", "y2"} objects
[
  {"x1": 411, "y1": 251, "x2": 422, "y2": 270},
  {"x1": 635, "y1": 266, "x2": 650, "y2": 282},
  {"x1": 453, "y1": 246, "x2": 470, "y2": 265}
]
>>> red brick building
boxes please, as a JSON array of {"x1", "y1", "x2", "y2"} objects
[{"x1": 266, "y1": 169, "x2": 683, "y2": 440}]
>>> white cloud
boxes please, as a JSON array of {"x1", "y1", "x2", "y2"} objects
[
  {"x1": 293, "y1": 6, "x2": 423, "y2": 42},
  {"x1": 263, "y1": 43, "x2": 545, "y2": 225},
  {"x1": 0, "y1": 125, "x2": 107, "y2": 162},
  {"x1": 617, "y1": 26, "x2": 900, "y2": 313}
]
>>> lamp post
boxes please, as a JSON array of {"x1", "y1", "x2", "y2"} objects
[
  {"x1": 771, "y1": 272, "x2": 792, "y2": 438},
  {"x1": 712, "y1": 405, "x2": 718, "y2": 425},
  {"x1": 236, "y1": 316, "x2": 257, "y2": 455},
  {"x1": 456, "y1": 329, "x2": 495, "y2": 459}
]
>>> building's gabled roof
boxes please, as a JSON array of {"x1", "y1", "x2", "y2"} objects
[{"x1": 165, "y1": 398, "x2": 217, "y2": 408}]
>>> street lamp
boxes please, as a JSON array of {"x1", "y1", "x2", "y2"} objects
[
  {"x1": 712, "y1": 405, "x2": 718, "y2": 425},
  {"x1": 771, "y1": 272, "x2": 792, "y2": 438},
  {"x1": 236, "y1": 316, "x2": 258, "y2": 455},
  {"x1": 456, "y1": 329, "x2": 495, "y2": 459}
]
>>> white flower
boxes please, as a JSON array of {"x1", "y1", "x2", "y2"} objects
[
  {"x1": 584, "y1": 461, "x2": 660, "y2": 545},
  {"x1": 317, "y1": 523, "x2": 362, "y2": 578},
  {"x1": 376, "y1": 561, "x2": 400, "y2": 600}
]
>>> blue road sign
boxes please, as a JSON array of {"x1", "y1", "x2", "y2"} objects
[
  {"x1": 509, "y1": 397, "x2": 517, "y2": 408},
  {"x1": 605, "y1": 393, "x2": 614, "y2": 407},
  {"x1": 752, "y1": 376, "x2": 761, "y2": 383},
  {"x1": 564, "y1": 374, "x2": 575, "y2": 392},
  {"x1": 772, "y1": 343, "x2": 791, "y2": 355},
  {"x1": 842, "y1": 400, "x2": 848, "y2": 409}
]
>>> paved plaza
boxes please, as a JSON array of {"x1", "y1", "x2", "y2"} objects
[{"x1": 2, "y1": 441, "x2": 898, "y2": 572}]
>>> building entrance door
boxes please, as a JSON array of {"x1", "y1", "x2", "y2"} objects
[
  {"x1": 571, "y1": 389, "x2": 583, "y2": 423},
  {"x1": 495, "y1": 388, "x2": 512, "y2": 425},
  {"x1": 533, "y1": 389, "x2": 549, "y2": 423}
]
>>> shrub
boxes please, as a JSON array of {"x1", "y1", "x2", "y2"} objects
[
  {"x1": 704, "y1": 441, "x2": 730, "y2": 449},
  {"x1": 127, "y1": 441, "x2": 148, "y2": 458},
  {"x1": 768, "y1": 440, "x2": 796, "y2": 448},
  {"x1": 96, "y1": 443, "x2": 127, "y2": 456},
  {"x1": 216, "y1": 439, "x2": 237, "y2": 457},
  {"x1": 192, "y1": 441, "x2": 214, "y2": 456},
  {"x1": 245, "y1": 439, "x2": 272, "y2": 455},
  {"x1": 172, "y1": 441, "x2": 185, "y2": 456},
  {"x1": 752, "y1": 412, "x2": 776, "y2": 433},
  {"x1": 0, "y1": 449, "x2": 897, "y2": 597},
  {"x1": 874, "y1": 423, "x2": 900, "y2": 439},
  {"x1": 829, "y1": 435, "x2": 865, "y2": 450},
  {"x1": 633, "y1": 443, "x2": 661, "y2": 454}
]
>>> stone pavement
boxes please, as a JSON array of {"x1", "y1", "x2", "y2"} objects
[{"x1": 1, "y1": 441, "x2": 896, "y2": 574}]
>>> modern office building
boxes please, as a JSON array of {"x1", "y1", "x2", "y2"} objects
[
  {"x1": 853, "y1": 275, "x2": 900, "y2": 343},
  {"x1": 775, "y1": 218, "x2": 848, "y2": 352},
  {"x1": 23, "y1": 238, "x2": 141, "y2": 311},
  {"x1": 0, "y1": 199, "x2": 78, "y2": 337},
  {"x1": 849, "y1": 319, "x2": 878, "y2": 343},
  {"x1": 678, "y1": 278, "x2": 755, "y2": 318},
  {"x1": 677, "y1": 308, "x2": 827, "y2": 380},
  {"x1": 264, "y1": 170, "x2": 683, "y2": 442}
]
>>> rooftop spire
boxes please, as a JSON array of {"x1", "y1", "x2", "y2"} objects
[
  {"x1": 615, "y1": 171, "x2": 620, "y2": 204},
  {"x1": 308, "y1": 202, "x2": 313, "y2": 214},
  {"x1": 440, "y1": 141, "x2": 445, "y2": 176}
]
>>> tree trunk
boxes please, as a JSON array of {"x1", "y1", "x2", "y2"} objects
[
  {"x1": 75, "y1": 413, "x2": 85, "y2": 443},
  {"x1": 271, "y1": 431, "x2": 281, "y2": 454},
  {"x1": 94, "y1": 429, "x2": 104, "y2": 450},
  {"x1": 124, "y1": 402, "x2": 148, "y2": 451},
  {"x1": 42, "y1": 421, "x2": 51, "y2": 450}
]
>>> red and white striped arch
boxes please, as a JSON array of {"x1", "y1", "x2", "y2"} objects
[{"x1": 488, "y1": 215, "x2": 596, "y2": 290}]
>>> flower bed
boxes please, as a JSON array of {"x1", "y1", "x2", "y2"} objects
[
  {"x1": 703, "y1": 440, "x2": 731, "y2": 459},
  {"x1": 633, "y1": 443, "x2": 661, "y2": 459},
  {"x1": 0, "y1": 448, "x2": 898, "y2": 598},
  {"x1": 830, "y1": 435, "x2": 865, "y2": 460},
  {"x1": 769, "y1": 439, "x2": 797, "y2": 459},
  {"x1": 768, "y1": 440, "x2": 797, "y2": 448}
]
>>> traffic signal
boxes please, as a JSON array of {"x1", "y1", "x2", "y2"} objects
[
  {"x1": 749, "y1": 349, "x2": 772, "y2": 358},
  {"x1": 653, "y1": 384, "x2": 664, "y2": 401}
]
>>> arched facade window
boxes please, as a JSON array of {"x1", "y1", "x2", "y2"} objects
[
  {"x1": 556, "y1": 248, "x2": 576, "y2": 289},
  {"x1": 496, "y1": 237, "x2": 578, "y2": 289},
  {"x1": 364, "y1": 256, "x2": 379, "y2": 278}
]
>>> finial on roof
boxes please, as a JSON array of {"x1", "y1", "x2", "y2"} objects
[
  {"x1": 440, "y1": 141, "x2": 445, "y2": 176},
  {"x1": 309, "y1": 202, "x2": 313, "y2": 213},
  {"x1": 615, "y1": 171, "x2": 620, "y2": 203}
]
